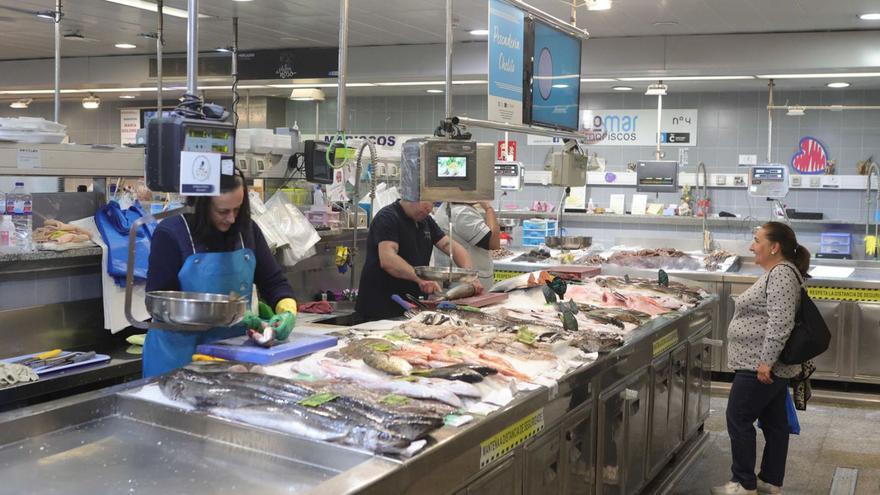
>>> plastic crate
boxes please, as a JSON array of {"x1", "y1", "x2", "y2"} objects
[
  {"x1": 522, "y1": 236, "x2": 546, "y2": 246},
  {"x1": 523, "y1": 219, "x2": 557, "y2": 230}
]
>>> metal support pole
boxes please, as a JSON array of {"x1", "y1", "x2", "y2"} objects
[
  {"x1": 232, "y1": 17, "x2": 239, "y2": 127},
  {"x1": 316, "y1": 102, "x2": 321, "y2": 140},
  {"x1": 157, "y1": 0, "x2": 164, "y2": 117},
  {"x1": 767, "y1": 79, "x2": 774, "y2": 163},
  {"x1": 186, "y1": 0, "x2": 199, "y2": 95},
  {"x1": 445, "y1": 0, "x2": 453, "y2": 122},
  {"x1": 336, "y1": 0, "x2": 349, "y2": 132},
  {"x1": 655, "y1": 88, "x2": 663, "y2": 160},
  {"x1": 53, "y1": 0, "x2": 61, "y2": 123}
]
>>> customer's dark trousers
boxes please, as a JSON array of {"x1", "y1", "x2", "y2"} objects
[{"x1": 726, "y1": 370, "x2": 790, "y2": 490}]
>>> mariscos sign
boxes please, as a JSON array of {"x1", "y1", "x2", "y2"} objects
[{"x1": 527, "y1": 108, "x2": 698, "y2": 146}]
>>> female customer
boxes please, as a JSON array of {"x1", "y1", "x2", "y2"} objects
[{"x1": 712, "y1": 221, "x2": 810, "y2": 495}]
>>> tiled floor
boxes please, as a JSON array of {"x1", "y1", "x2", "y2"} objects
[{"x1": 673, "y1": 395, "x2": 880, "y2": 494}]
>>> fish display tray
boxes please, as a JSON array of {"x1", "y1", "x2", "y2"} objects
[
  {"x1": 196, "y1": 334, "x2": 338, "y2": 364},
  {"x1": 0, "y1": 391, "x2": 377, "y2": 495}
]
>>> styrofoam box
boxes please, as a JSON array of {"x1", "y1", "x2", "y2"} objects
[{"x1": 272, "y1": 134, "x2": 292, "y2": 154}]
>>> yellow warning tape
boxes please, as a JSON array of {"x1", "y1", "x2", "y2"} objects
[
  {"x1": 807, "y1": 286, "x2": 880, "y2": 302},
  {"x1": 652, "y1": 330, "x2": 679, "y2": 357},
  {"x1": 479, "y1": 408, "x2": 544, "y2": 469}
]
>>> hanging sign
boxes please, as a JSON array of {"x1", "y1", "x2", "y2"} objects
[
  {"x1": 527, "y1": 109, "x2": 698, "y2": 146},
  {"x1": 120, "y1": 108, "x2": 140, "y2": 145},
  {"x1": 487, "y1": 0, "x2": 525, "y2": 125},
  {"x1": 790, "y1": 136, "x2": 828, "y2": 175},
  {"x1": 237, "y1": 48, "x2": 339, "y2": 80},
  {"x1": 497, "y1": 140, "x2": 517, "y2": 161},
  {"x1": 179, "y1": 151, "x2": 220, "y2": 196}
]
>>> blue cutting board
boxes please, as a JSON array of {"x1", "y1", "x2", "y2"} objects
[{"x1": 195, "y1": 334, "x2": 338, "y2": 364}]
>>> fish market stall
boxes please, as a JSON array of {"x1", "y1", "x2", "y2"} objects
[{"x1": 0, "y1": 274, "x2": 719, "y2": 495}]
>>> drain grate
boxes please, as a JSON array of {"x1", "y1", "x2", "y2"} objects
[{"x1": 828, "y1": 467, "x2": 858, "y2": 495}]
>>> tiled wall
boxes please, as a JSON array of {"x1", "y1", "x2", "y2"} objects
[{"x1": 287, "y1": 90, "x2": 879, "y2": 256}]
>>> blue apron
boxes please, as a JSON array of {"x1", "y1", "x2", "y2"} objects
[{"x1": 142, "y1": 219, "x2": 256, "y2": 378}]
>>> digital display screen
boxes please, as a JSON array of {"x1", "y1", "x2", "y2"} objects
[
  {"x1": 187, "y1": 129, "x2": 209, "y2": 139},
  {"x1": 141, "y1": 109, "x2": 175, "y2": 129},
  {"x1": 437, "y1": 156, "x2": 467, "y2": 178},
  {"x1": 752, "y1": 167, "x2": 785, "y2": 181},
  {"x1": 529, "y1": 21, "x2": 582, "y2": 131}
]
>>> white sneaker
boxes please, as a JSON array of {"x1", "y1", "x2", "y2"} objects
[
  {"x1": 757, "y1": 479, "x2": 782, "y2": 494},
  {"x1": 710, "y1": 481, "x2": 758, "y2": 495}
]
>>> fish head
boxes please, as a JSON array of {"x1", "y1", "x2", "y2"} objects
[
  {"x1": 559, "y1": 310, "x2": 579, "y2": 332},
  {"x1": 542, "y1": 285, "x2": 559, "y2": 304}
]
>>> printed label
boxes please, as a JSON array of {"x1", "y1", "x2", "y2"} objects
[
  {"x1": 807, "y1": 286, "x2": 880, "y2": 302},
  {"x1": 652, "y1": 330, "x2": 679, "y2": 357}
]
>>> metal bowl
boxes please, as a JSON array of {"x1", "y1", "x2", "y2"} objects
[
  {"x1": 414, "y1": 266, "x2": 478, "y2": 284},
  {"x1": 145, "y1": 291, "x2": 248, "y2": 329},
  {"x1": 544, "y1": 236, "x2": 593, "y2": 250}
]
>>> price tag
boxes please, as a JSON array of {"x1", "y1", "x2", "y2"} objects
[{"x1": 17, "y1": 148, "x2": 41, "y2": 169}]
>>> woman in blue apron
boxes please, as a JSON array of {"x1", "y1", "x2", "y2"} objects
[{"x1": 143, "y1": 169, "x2": 297, "y2": 377}]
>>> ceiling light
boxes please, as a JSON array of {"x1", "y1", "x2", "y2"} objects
[
  {"x1": 652, "y1": 20, "x2": 678, "y2": 26},
  {"x1": 469, "y1": 29, "x2": 489, "y2": 36},
  {"x1": 36, "y1": 11, "x2": 58, "y2": 20},
  {"x1": 757, "y1": 72, "x2": 880, "y2": 79},
  {"x1": 580, "y1": 78, "x2": 617, "y2": 82},
  {"x1": 612, "y1": 86, "x2": 633, "y2": 91},
  {"x1": 619, "y1": 75, "x2": 754, "y2": 81},
  {"x1": 232, "y1": 0, "x2": 253, "y2": 2},
  {"x1": 552, "y1": 84, "x2": 569, "y2": 89},
  {"x1": 586, "y1": 0, "x2": 612, "y2": 11},
  {"x1": 426, "y1": 89, "x2": 444, "y2": 94},
  {"x1": 102, "y1": 0, "x2": 207, "y2": 19},
  {"x1": 859, "y1": 13, "x2": 880, "y2": 20},
  {"x1": 377, "y1": 81, "x2": 445, "y2": 87},
  {"x1": 786, "y1": 106, "x2": 805, "y2": 116},
  {"x1": 10, "y1": 99, "x2": 32, "y2": 109},
  {"x1": 289, "y1": 88, "x2": 325, "y2": 101},
  {"x1": 645, "y1": 83, "x2": 667, "y2": 96},
  {"x1": 114, "y1": 43, "x2": 137, "y2": 49},
  {"x1": 216, "y1": 47, "x2": 233, "y2": 53},
  {"x1": 826, "y1": 82, "x2": 851, "y2": 88},
  {"x1": 119, "y1": 95, "x2": 137, "y2": 99},
  {"x1": 82, "y1": 94, "x2": 101, "y2": 109}
]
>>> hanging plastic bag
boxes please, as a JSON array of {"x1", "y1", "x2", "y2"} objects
[
  {"x1": 756, "y1": 387, "x2": 800, "y2": 435},
  {"x1": 264, "y1": 190, "x2": 321, "y2": 264},
  {"x1": 249, "y1": 192, "x2": 287, "y2": 251}
]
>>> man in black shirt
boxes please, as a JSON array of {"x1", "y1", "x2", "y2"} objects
[{"x1": 355, "y1": 199, "x2": 480, "y2": 320}]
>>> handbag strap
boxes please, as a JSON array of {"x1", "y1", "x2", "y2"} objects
[{"x1": 763, "y1": 262, "x2": 805, "y2": 298}]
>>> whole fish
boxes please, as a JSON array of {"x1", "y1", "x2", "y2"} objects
[
  {"x1": 412, "y1": 364, "x2": 485, "y2": 383},
  {"x1": 317, "y1": 360, "x2": 465, "y2": 407},
  {"x1": 442, "y1": 282, "x2": 478, "y2": 301},
  {"x1": 363, "y1": 351, "x2": 413, "y2": 376}
]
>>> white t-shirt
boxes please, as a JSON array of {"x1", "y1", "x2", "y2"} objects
[{"x1": 431, "y1": 203, "x2": 494, "y2": 289}]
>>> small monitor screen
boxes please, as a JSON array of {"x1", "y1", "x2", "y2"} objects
[
  {"x1": 529, "y1": 21, "x2": 582, "y2": 131},
  {"x1": 437, "y1": 156, "x2": 467, "y2": 178}
]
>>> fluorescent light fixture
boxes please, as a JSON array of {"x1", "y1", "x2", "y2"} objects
[
  {"x1": 290, "y1": 88, "x2": 326, "y2": 101},
  {"x1": 652, "y1": 20, "x2": 678, "y2": 26},
  {"x1": 102, "y1": 0, "x2": 207, "y2": 19},
  {"x1": 232, "y1": 0, "x2": 253, "y2": 2},
  {"x1": 859, "y1": 13, "x2": 880, "y2": 20},
  {"x1": 426, "y1": 89, "x2": 444, "y2": 94},
  {"x1": 82, "y1": 94, "x2": 101, "y2": 109},
  {"x1": 645, "y1": 83, "x2": 667, "y2": 96},
  {"x1": 114, "y1": 43, "x2": 137, "y2": 49},
  {"x1": 757, "y1": 72, "x2": 880, "y2": 79},
  {"x1": 552, "y1": 84, "x2": 569, "y2": 89},
  {"x1": 119, "y1": 95, "x2": 137, "y2": 99},
  {"x1": 376, "y1": 81, "x2": 445, "y2": 86},
  {"x1": 786, "y1": 106, "x2": 805, "y2": 116},
  {"x1": 826, "y1": 82, "x2": 851, "y2": 88},
  {"x1": 36, "y1": 11, "x2": 57, "y2": 20},
  {"x1": 469, "y1": 29, "x2": 489, "y2": 36},
  {"x1": 580, "y1": 78, "x2": 617, "y2": 82},
  {"x1": 10, "y1": 99, "x2": 32, "y2": 109},
  {"x1": 215, "y1": 47, "x2": 233, "y2": 53},
  {"x1": 268, "y1": 83, "x2": 375, "y2": 88},
  {"x1": 586, "y1": 0, "x2": 612, "y2": 11},
  {"x1": 830, "y1": 105, "x2": 844, "y2": 111},
  {"x1": 619, "y1": 75, "x2": 754, "y2": 81},
  {"x1": 612, "y1": 86, "x2": 633, "y2": 91}
]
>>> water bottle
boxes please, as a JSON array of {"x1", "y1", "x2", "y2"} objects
[
  {"x1": 0, "y1": 215, "x2": 14, "y2": 254},
  {"x1": 6, "y1": 181, "x2": 32, "y2": 251}
]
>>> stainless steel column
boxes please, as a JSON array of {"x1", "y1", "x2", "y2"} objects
[
  {"x1": 767, "y1": 79, "x2": 774, "y2": 163},
  {"x1": 157, "y1": 0, "x2": 164, "y2": 116},
  {"x1": 186, "y1": 0, "x2": 199, "y2": 95},
  {"x1": 336, "y1": 0, "x2": 349, "y2": 132},
  {"x1": 445, "y1": 0, "x2": 453, "y2": 120},
  {"x1": 53, "y1": 0, "x2": 61, "y2": 123}
]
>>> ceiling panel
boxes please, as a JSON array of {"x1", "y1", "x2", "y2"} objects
[{"x1": 0, "y1": 0, "x2": 878, "y2": 61}]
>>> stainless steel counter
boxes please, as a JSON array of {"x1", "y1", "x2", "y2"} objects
[
  {"x1": 0, "y1": 297, "x2": 718, "y2": 495},
  {"x1": 495, "y1": 252, "x2": 880, "y2": 385}
]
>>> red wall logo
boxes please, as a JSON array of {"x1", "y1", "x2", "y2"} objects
[{"x1": 790, "y1": 136, "x2": 828, "y2": 174}]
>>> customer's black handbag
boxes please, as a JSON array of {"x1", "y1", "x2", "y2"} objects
[{"x1": 766, "y1": 264, "x2": 831, "y2": 364}]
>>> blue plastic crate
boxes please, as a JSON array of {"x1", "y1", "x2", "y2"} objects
[
  {"x1": 523, "y1": 219, "x2": 557, "y2": 230},
  {"x1": 522, "y1": 236, "x2": 546, "y2": 246}
]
